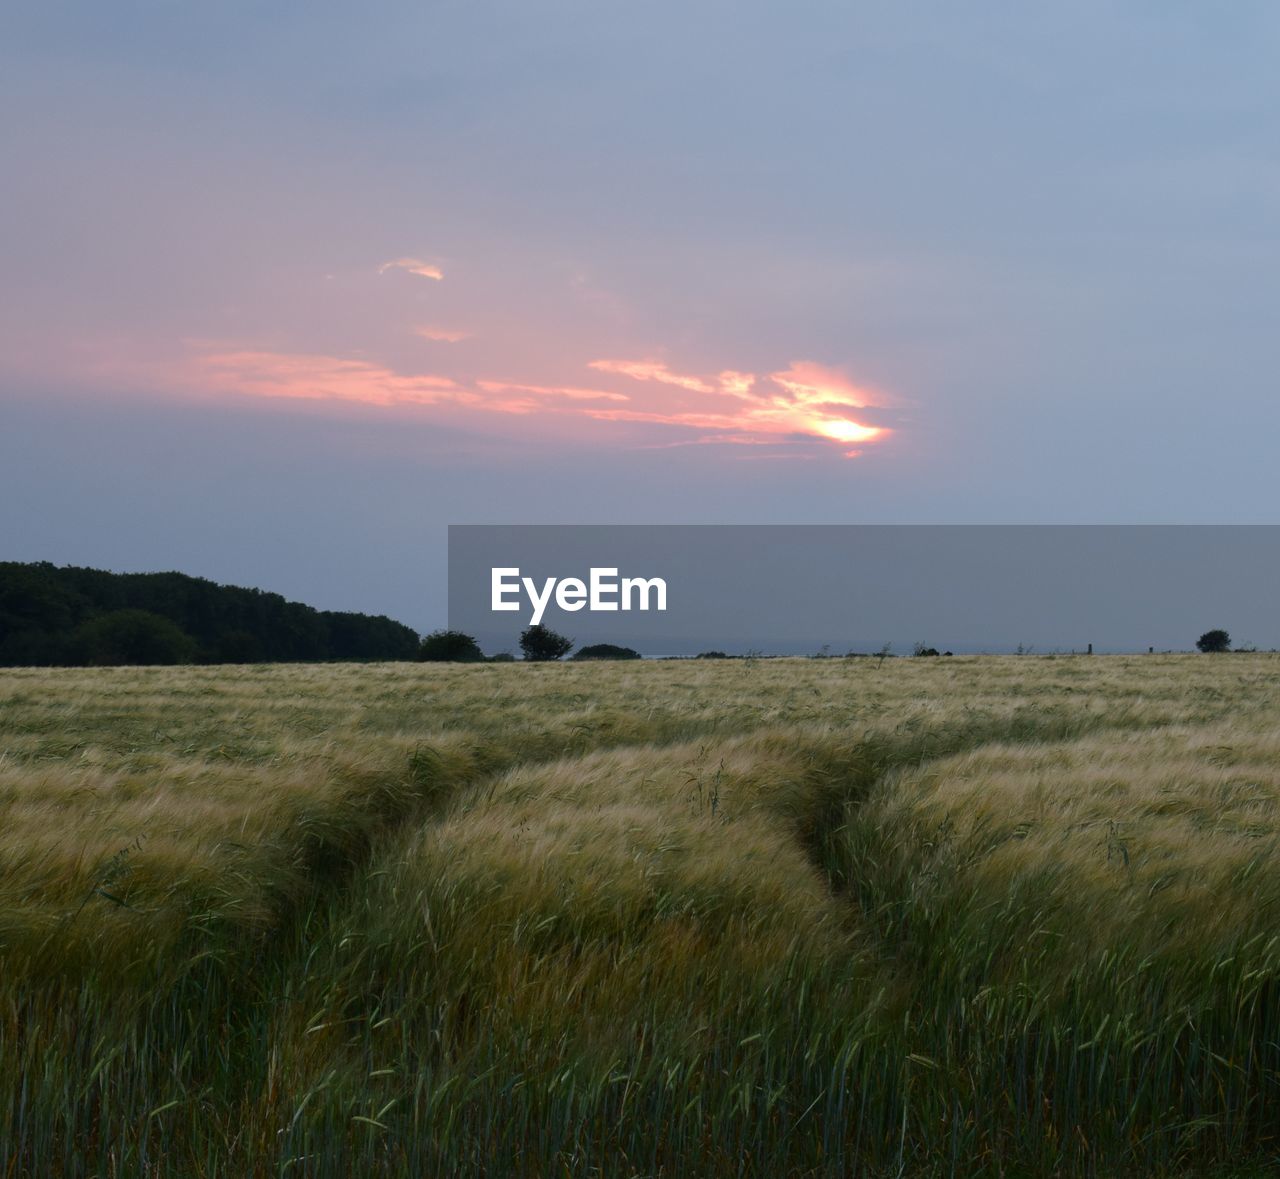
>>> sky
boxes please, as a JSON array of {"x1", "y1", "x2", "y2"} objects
[{"x1": 3, "y1": 2, "x2": 1280, "y2": 630}]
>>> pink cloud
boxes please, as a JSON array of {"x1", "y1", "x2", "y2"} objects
[
  {"x1": 198, "y1": 350, "x2": 462, "y2": 406},
  {"x1": 477, "y1": 380, "x2": 629, "y2": 403},
  {"x1": 183, "y1": 351, "x2": 630, "y2": 422},
  {"x1": 378, "y1": 257, "x2": 444, "y2": 280},
  {"x1": 415, "y1": 325, "x2": 472, "y2": 343},
  {"x1": 588, "y1": 358, "x2": 716, "y2": 393},
  {"x1": 717, "y1": 370, "x2": 758, "y2": 397}
]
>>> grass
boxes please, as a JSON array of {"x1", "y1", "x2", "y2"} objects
[{"x1": 2, "y1": 655, "x2": 1280, "y2": 1175}]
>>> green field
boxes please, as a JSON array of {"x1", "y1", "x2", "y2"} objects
[{"x1": 4, "y1": 656, "x2": 1280, "y2": 1176}]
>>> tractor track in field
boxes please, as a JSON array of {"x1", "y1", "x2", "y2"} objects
[{"x1": 249, "y1": 695, "x2": 1186, "y2": 987}]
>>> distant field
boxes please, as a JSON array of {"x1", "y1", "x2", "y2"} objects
[{"x1": 3, "y1": 656, "x2": 1280, "y2": 1176}]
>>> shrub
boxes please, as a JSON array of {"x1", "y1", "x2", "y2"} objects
[
  {"x1": 419, "y1": 630, "x2": 485, "y2": 662},
  {"x1": 520, "y1": 625, "x2": 573, "y2": 662},
  {"x1": 572, "y1": 643, "x2": 642, "y2": 661}
]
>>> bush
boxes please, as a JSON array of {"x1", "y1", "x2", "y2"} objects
[
  {"x1": 1196, "y1": 629, "x2": 1231, "y2": 654},
  {"x1": 419, "y1": 630, "x2": 485, "y2": 662},
  {"x1": 488, "y1": 652, "x2": 516, "y2": 662},
  {"x1": 572, "y1": 643, "x2": 642, "y2": 661},
  {"x1": 695, "y1": 650, "x2": 729, "y2": 660},
  {"x1": 520, "y1": 625, "x2": 573, "y2": 662},
  {"x1": 913, "y1": 643, "x2": 941, "y2": 657}
]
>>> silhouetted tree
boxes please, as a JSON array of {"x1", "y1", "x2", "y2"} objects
[
  {"x1": 419, "y1": 629, "x2": 485, "y2": 662},
  {"x1": 1196, "y1": 629, "x2": 1231, "y2": 653},
  {"x1": 520, "y1": 624, "x2": 573, "y2": 662}
]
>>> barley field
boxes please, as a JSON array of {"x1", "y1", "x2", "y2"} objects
[{"x1": 3, "y1": 655, "x2": 1280, "y2": 1176}]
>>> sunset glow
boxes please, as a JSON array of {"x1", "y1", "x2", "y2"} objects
[
  {"x1": 132, "y1": 337, "x2": 898, "y2": 457},
  {"x1": 768, "y1": 360, "x2": 891, "y2": 409},
  {"x1": 813, "y1": 419, "x2": 883, "y2": 444}
]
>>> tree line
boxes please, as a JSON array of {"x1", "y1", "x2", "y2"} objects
[
  {"x1": 0, "y1": 562, "x2": 420, "y2": 666},
  {"x1": 0, "y1": 562, "x2": 1249, "y2": 668}
]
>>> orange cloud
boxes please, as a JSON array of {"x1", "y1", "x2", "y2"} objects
[
  {"x1": 581, "y1": 356, "x2": 889, "y2": 453},
  {"x1": 378, "y1": 257, "x2": 444, "y2": 280},
  {"x1": 588, "y1": 358, "x2": 716, "y2": 393},
  {"x1": 415, "y1": 325, "x2": 472, "y2": 343}
]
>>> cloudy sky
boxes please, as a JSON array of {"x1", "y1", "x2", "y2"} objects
[{"x1": 3, "y1": 2, "x2": 1279, "y2": 628}]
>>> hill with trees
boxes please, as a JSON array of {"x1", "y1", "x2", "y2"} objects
[{"x1": 0, "y1": 562, "x2": 420, "y2": 666}]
